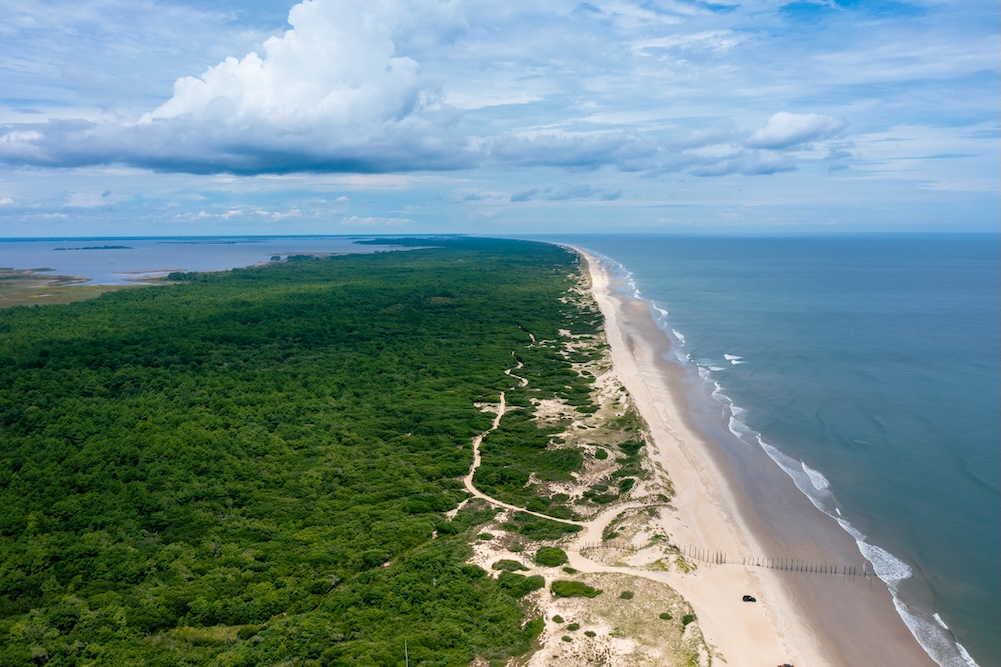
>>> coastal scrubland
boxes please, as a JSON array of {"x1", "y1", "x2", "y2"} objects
[
  {"x1": 0, "y1": 239, "x2": 612, "y2": 665},
  {"x1": 0, "y1": 268, "x2": 124, "y2": 307}
]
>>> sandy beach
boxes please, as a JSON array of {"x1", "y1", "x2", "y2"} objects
[{"x1": 578, "y1": 249, "x2": 935, "y2": 666}]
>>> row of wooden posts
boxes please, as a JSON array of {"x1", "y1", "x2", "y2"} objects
[
  {"x1": 576, "y1": 540, "x2": 869, "y2": 577},
  {"x1": 680, "y1": 544, "x2": 868, "y2": 576}
]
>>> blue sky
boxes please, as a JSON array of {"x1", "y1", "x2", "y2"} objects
[{"x1": 0, "y1": 0, "x2": 997, "y2": 236}]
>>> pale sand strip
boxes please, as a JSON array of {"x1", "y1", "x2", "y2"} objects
[{"x1": 578, "y1": 249, "x2": 935, "y2": 667}]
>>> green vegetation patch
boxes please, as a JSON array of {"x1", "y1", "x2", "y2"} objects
[
  {"x1": 551, "y1": 581, "x2": 603, "y2": 599},
  {"x1": 491, "y1": 559, "x2": 528, "y2": 572},
  {"x1": 496, "y1": 572, "x2": 545, "y2": 598},
  {"x1": 502, "y1": 511, "x2": 582, "y2": 540},
  {"x1": 534, "y1": 547, "x2": 569, "y2": 567},
  {"x1": 0, "y1": 238, "x2": 587, "y2": 666}
]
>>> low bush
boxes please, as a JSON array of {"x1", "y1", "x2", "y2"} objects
[
  {"x1": 497, "y1": 572, "x2": 546, "y2": 598},
  {"x1": 681, "y1": 614, "x2": 696, "y2": 626},
  {"x1": 620, "y1": 591, "x2": 634, "y2": 600},
  {"x1": 551, "y1": 580, "x2": 603, "y2": 598},
  {"x1": 534, "y1": 547, "x2": 569, "y2": 567},
  {"x1": 504, "y1": 512, "x2": 582, "y2": 540},
  {"x1": 659, "y1": 612, "x2": 673, "y2": 620},
  {"x1": 492, "y1": 559, "x2": 528, "y2": 572}
]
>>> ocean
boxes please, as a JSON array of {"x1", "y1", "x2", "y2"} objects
[
  {"x1": 2, "y1": 233, "x2": 997, "y2": 665},
  {"x1": 545, "y1": 234, "x2": 999, "y2": 667}
]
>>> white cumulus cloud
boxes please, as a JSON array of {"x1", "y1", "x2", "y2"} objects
[
  {"x1": 746, "y1": 112, "x2": 846, "y2": 150},
  {"x1": 0, "y1": 0, "x2": 471, "y2": 175}
]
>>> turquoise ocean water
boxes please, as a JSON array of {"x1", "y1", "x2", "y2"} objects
[
  {"x1": 543, "y1": 234, "x2": 999, "y2": 667},
  {"x1": 2, "y1": 234, "x2": 997, "y2": 665}
]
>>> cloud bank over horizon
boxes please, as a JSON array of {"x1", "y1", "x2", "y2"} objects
[{"x1": 0, "y1": 0, "x2": 997, "y2": 234}]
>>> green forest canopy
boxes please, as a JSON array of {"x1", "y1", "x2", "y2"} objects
[{"x1": 0, "y1": 238, "x2": 599, "y2": 666}]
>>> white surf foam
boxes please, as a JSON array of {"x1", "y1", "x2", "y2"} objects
[
  {"x1": 833, "y1": 516, "x2": 980, "y2": 666},
  {"x1": 672, "y1": 329, "x2": 686, "y2": 345},
  {"x1": 890, "y1": 598, "x2": 981, "y2": 667},
  {"x1": 801, "y1": 461, "x2": 831, "y2": 492},
  {"x1": 724, "y1": 353, "x2": 746, "y2": 364},
  {"x1": 728, "y1": 414, "x2": 755, "y2": 439},
  {"x1": 758, "y1": 438, "x2": 833, "y2": 513}
]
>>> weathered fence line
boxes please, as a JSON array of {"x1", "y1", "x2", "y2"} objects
[
  {"x1": 676, "y1": 543, "x2": 869, "y2": 577},
  {"x1": 574, "y1": 540, "x2": 870, "y2": 578},
  {"x1": 577, "y1": 539, "x2": 637, "y2": 552}
]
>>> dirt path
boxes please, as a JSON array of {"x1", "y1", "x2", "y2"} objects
[{"x1": 461, "y1": 359, "x2": 673, "y2": 566}]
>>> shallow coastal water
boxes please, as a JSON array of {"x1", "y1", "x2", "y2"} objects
[
  {"x1": 543, "y1": 234, "x2": 1000, "y2": 667},
  {"x1": 0, "y1": 236, "x2": 402, "y2": 285}
]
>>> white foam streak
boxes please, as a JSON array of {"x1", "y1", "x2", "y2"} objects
[
  {"x1": 832, "y1": 522, "x2": 979, "y2": 666},
  {"x1": 891, "y1": 599, "x2": 981, "y2": 667},
  {"x1": 672, "y1": 329, "x2": 686, "y2": 345},
  {"x1": 801, "y1": 461, "x2": 831, "y2": 492},
  {"x1": 729, "y1": 416, "x2": 754, "y2": 439}
]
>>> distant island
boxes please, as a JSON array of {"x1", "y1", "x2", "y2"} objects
[{"x1": 53, "y1": 245, "x2": 133, "y2": 250}]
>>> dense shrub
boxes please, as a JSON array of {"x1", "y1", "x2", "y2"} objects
[
  {"x1": 551, "y1": 581, "x2": 603, "y2": 598},
  {"x1": 534, "y1": 547, "x2": 569, "y2": 567},
  {"x1": 492, "y1": 560, "x2": 528, "y2": 572},
  {"x1": 497, "y1": 572, "x2": 546, "y2": 598}
]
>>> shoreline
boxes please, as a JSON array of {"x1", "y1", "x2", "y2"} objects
[{"x1": 577, "y1": 248, "x2": 935, "y2": 666}]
